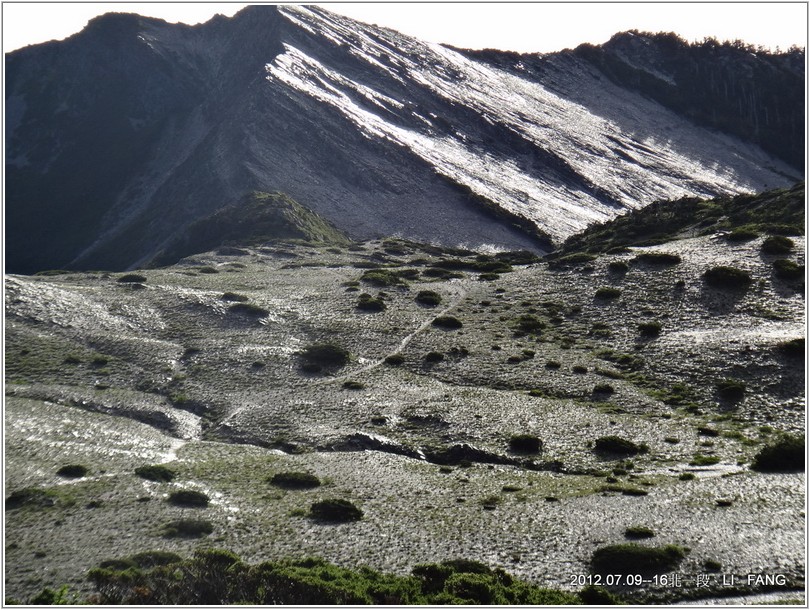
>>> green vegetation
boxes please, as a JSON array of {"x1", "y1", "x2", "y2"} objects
[
  {"x1": 624, "y1": 526, "x2": 655, "y2": 539},
  {"x1": 162, "y1": 519, "x2": 214, "y2": 539},
  {"x1": 593, "y1": 436, "x2": 648, "y2": 456},
  {"x1": 300, "y1": 343, "x2": 350, "y2": 368},
  {"x1": 593, "y1": 383, "x2": 615, "y2": 396},
  {"x1": 508, "y1": 434, "x2": 542, "y2": 454},
  {"x1": 415, "y1": 290, "x2": 442, "y2": 306},
  {"x1": 761, "y1": 235, "x2": 794, "y2": 255},
  {"x1": 167, "y1": 490, "x2": 210, "y2": 508},
  {"x1": 703, "y1": 266, "x2": 752, "y2": 290},
  {"x1": 595, "y1": 286, "x2": 621, "y2": 300},
  {"x1": 591, "y1": 544, "x2": 686, "y2": 576},
  {"x1": 134, "y1": 465, "x2": 175, "y2": 483},
  {"x1": 638, "y1": 321, "x2": 662, "y2": 337},
  {"x1": 716, "y1": 378, "x2": 746, "y2": 402},
  {"x1": 269, "y1": 472, "x2": 321, "y2": 489},
  {"x1": 356, "y1": 293, "x2": 386, "y2": 312},
  {"x1": 773, "y1": 259, "x2": 804, "y2": 281},
  {"x1": 424, "y1": 351, "x2": 444, "y2": 363},
  {"x1": 432, "y1": 315, "x2": 463, "y2": 330},
  {"x1": 678, "y1": 473, "x2": 696, "y2": 481},
  {"x1": 689, "y1": 454, "x2": 721, "y2": 466},
  {"x1": 608, "y1": 260, "x2": 629, "y2": 274},
  {"x1": 117, "y1": 273, "x2": 146, "y2": 283},
  {"x1": 360, "y1": 269, "x2": 407, "y2": 287},
  {"x1": 56, "y1": 464, "x2": 88, "y2": 478},
  {"x1": 309, "y1": 499, "x2": 363, "y2": 523},
  {"x1": 342, "y1": 380, "x2": 365, "y2": 390},
  {"x1": 512, "y1": 314, "x2": 545, "y2": 335},
  {"x1": 84, "y1": 550, "x2": 580, "y2": 605},
  {"x1": 384, "y1": 354, "x2": 405, "y2": 366},
  {"x1": 228, "y1": 302, "x2": 270, "y2": 317},
  {"x1": 6, "y1": 487, "x2": 59, "y2": 510},
  {"x1": 751, "y1": 434, "x2": 804, "y2": 472},
  {"x1": 777, "y1": 338, "x2": 805, "y2": 359},
  {"x1": 725, "y1": 227, "x2": 759, "y2": 242},
  {"x1": 633, "y1": 252, "x2": 681, "y2": 266},
  {"x1": 221, "y1": 292, "x2": 249, "y2": 302}
]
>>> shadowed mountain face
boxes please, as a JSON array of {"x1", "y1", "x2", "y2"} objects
[{"x1": 5, "y1": 6, "x2": 803, "y2": 273}]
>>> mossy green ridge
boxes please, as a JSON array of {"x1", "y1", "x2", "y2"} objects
[
  {"x1": 82, "y1": 550, "x2": 581, "y2": 605},
  {"x1": 149, "y1": 191, "x2": 351, "y2": 267},
  {"x1": 556, "y1": 182, "x2": 803, "y2": 256}
]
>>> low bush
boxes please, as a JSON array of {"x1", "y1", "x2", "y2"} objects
[
  {"x1": 773, "y1": 259, "x2": 804, "y2": 281},
  {"x1": 432, "y1": 316, "x2": 463, "y2": 329},
  {"x1": 608, "y1": 260, "x2": 629, "y2": 274},
  {"x1": 512, "y1": 314, "x2": 545, "y2": 335},
  {"x1": 117, "y1": 273, "x2": 147, "y2": 283},
  {"x1": 424, "y1": 351, "x2": 444, "y2": 363},
  {"x1": 572, "y1": 365, "x2": 587, "y2": 374},
  {"x1": 168, "y1": 490, "x2": 209, "y2": 508},
  {"x1": 162, "y1": 519, "x2": 214, "y2": 539},
  {"x1": 478, "y1": 272, "x2": 500, "y2": 281},
  {"x1": 6, "y1": 487, "x2": 58, "y2": 510},
  {"x1": 342, "y1": 380, "x2": 365, "y2": 390},
  {"x1": 703, "y1": 266, "x2": 752, "y2": 290},
  {"x1": 638, "y1": 321, "x2": 662, "y2": 337},
  {"x1": 360, "y1": 269, "x2": 406, "y2": 287},
  {"x1": 633, "y1": 252, "x2": 681, "y2": 266},
  {"x1": 595, "y1": 287, "x2": 621, "y2": 300},
  {"x1": 198, "y1": 266, "x2": 219, "y2": 274},
  {"x1": 415, "y1": 290, "x2": 442, "y2": 306},
  {"x1": 228, "y1": 302, "x2": 270, "y2": 317},
  {"x1": 689, "y1": 454, "x2": 720, "y2": 466},
  {"x1": 134, "y1": 465, "x2": 175, "y2": 483},
  {"x1": 56, "y1": 464, "x2": 88, "y2": 478},
  {"x1": 423, "y1": 267, "x2": 464, "y2": 279},
  {"x1": 309, "y1": 499, "x2": 363, "y2": 522},
  {"x1": 777, "y1": 337, "x2": 805, "y2": 359},
  {"x1": 356, "y1": 293, "x2": 386, "y2": 312},
  {"x1": 300, "y1": 343, "x2": 350, "y2": 368},
  {"x1": 593, "y1": 383, "x2": 614, "y2": 395},
  {"x1": 129, "y1": 550, "x2": 184, "y2": 568},
  {"x1": 761, "y1": 235, "x2": 794, "y2": 255},
  {"x1": 751, "y1": 434, "x2": 804, "y2": 472},
  {"x1": 716, "y1": 378, "x2": 745, "y2": 402},
  {"x1": 593, "y1": 436, "x2": 647, "y2": 456},
  {"x1": 269, "y1": 472, "x2": 321, "y2": 489},
  {"x1": 384, "y1": 354, "x2": 405, "y2": 366},
  {"x1": 725, "y1": 227, "x2": 759, "y2": 242},
  {"x1": 220, "y1": 292, "x2": 248, "y2": 302},
  {"x1": 508, "y1": 435, "x2": 542, "y2": 454},
  {"x1": 591, "y1": 544, "x2": 686, "y2": 576},
  {"x1": 624, "y1": 526, "x2": 655, "y2": 539},
  {"x1": 545, "y1": 361, "x2": 561, "y2": 370}
]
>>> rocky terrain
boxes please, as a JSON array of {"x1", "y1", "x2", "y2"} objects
[{"x1": 4, "y1": 185, "x2": 804, "y2": 604}]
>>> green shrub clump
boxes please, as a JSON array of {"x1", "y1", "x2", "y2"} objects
[
  {"x1": 593, "y1": 436, "x2": 648, "y2": 456},
  {"x1": 703, "y1": 266, "x2": 752, "y2": 290},
  {"x1": 624, "y1": 526, "x2": 655, "y2": 539},
  {"x1": 117, "y1": 273, "x2": 147, "y2": 283},
  {"x1": 56, "y1": 464, "x2": 88, "y2": 478},
  {"x1": 168, "y1": 490, "x2": 210, "y2": 508},
  {"x1": 773, "y1": 259, "x2": 804, "y2": 281},
  {"x1": 761, "y1": 235, "x2": 794, "y2": 255},
  {"x1": 595, "y1": 287, "x2": 621, "y2": 300},
  {"x1": 633, "y1": 252, "x2": 681, "y2": 266},
  {"x1": 424, "y1": 351, "x2": 444, "y2": 363},
  {"x1": 508, "y1": 434, "x2": 542, "y2": 454},
  {"x1": 360, "y1": 269, "x2": 406, "y2": 287},
  {"x1": 220, "y1": 292, "x2": 248, "y2": 302},
  {"x1": 269, "y1": 472, "x2": 321, "y2": 489},
  {"x1": 416, "y1": 290, "x2": 442, "y2": 306},
  {"x1": 751, "y1": 434, "x2": 804, "y2": 472},
  {"x1": 512, "y1": 314, "x2": 545, "y2": 335},
  {"x1": 716, "y1": 378, "x2": 745, "y2": 402},
  {"x1": 300, "y1": 343, "x2": 350, "y2": 368},
  {"x1": 384, "y1": 354, "x2": 405, "y2": 366},
  {"x1": 162, "y1": 519, "x2": 214, "y2": 539},
  {"x1": 342, "y1": 380, "x2": 365, "y2": 390},
  {"x1": 725, "y1": 227, "x2": 759, "y2": 242},
  {"x1": 309, "y1": 499, "x2": 363, "y2": 522},
  {"x1": 591, "y1": 544, "x2": 686, "y2": 576},
  {"x1": 432, "y1": 316, "x2": 463, "y2": 329},
  {"x1": 777, "y1": 338, "x2": 805, "y2": 359},
  {"x1": 638, "y1": 321, "x2": 662, "y2": 337},
  {"x1": 6, "y1": 487, "x2": 58, "y2": 510},
  {"x1": 228, "y1": 302, "x2": 270, "y2": 317},
  {"x1": 608, "y1": 261, "x2": 629, "y2": 273},
  {"x1": 134, "y1": 465, "x2": 175, "y2": 483},
  {"x1": 356, "y1": 293, "x2": 386, "y2": 312}
]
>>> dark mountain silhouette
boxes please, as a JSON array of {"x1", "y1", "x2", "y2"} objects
[{"x1": 5, "y1": 6, "x2": 803, "y2": 273}]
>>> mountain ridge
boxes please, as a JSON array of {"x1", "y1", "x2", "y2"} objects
[{"x1": 5, "y1": 5, "x2": 803, "y2": 273}]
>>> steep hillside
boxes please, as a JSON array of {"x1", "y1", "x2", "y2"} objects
[
  {"x1": 5, "y1": 188, "x2": 804, "y2": 603},
  {"x1": 6, "y1": 6, "x2": 801, "y2": 274}
]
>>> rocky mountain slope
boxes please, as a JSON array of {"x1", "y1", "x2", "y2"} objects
[
  {"x1": 6, "y1": 6, "x2": 802, "y2": 274},
  {"x1": 5, "y1": 185, "x2": 804, "y2": 604}
]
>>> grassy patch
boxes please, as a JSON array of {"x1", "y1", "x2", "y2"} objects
[
  {"x1": 309, "y1": 499, "x2": 363, "y2": 522},
  {"x1": 162, "y1": 519, "x2": 214, "y2": 539},
  {"x1": 356, "y1": 293, "x2": 386, "y2": 312},
  {"x1": 269, "y1": 472, "x2": 321, "y2": 489},
  {"x1": 167, "y1": 490, "x2": 210, "y2": 508},
  {"x1": 591, "y1": 544, "x2": 686, "y2": 576},
  {"x1": 134, "y1": 465, "x2": 175, "y2": 483},
  {"x1": 594, "y1": 436, "x2": 648, "y2": 457},
  {"x1": 624, "y1": 526, "x2": 655, "y2": 539},
  {"x1": 773, "y1": 259, "x2": 804, "y2": 281}
]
